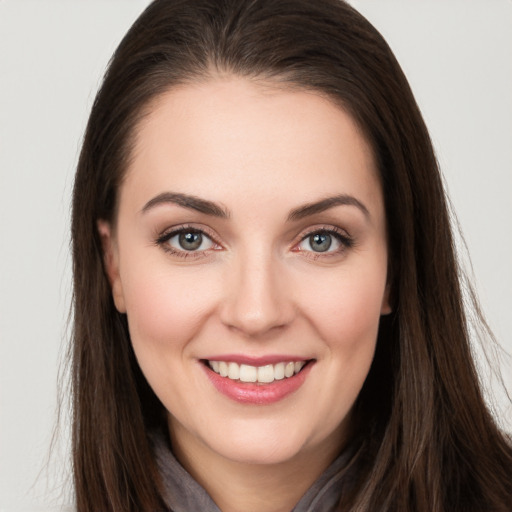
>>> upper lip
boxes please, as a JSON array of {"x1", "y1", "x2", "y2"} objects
[{"x1": 202, "y1": 354, "x2": 313, "y2": 366}]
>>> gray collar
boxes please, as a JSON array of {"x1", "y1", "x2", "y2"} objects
[{"x1": 151, "y1": 430, "x2": 356, "y2": 512}]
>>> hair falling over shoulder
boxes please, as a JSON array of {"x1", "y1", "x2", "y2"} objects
[{"x1": 70, "y1": 0, "x2": 512, "y2": 510}]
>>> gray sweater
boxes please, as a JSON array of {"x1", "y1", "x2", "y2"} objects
[{"x1": 152, "y1": 431, "x2": 356, "y2": 512}]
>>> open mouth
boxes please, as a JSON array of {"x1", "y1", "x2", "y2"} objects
[{"x1": 202, "y1": 359, "x2": 313, "y2": 384}]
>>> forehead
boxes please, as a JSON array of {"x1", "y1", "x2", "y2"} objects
[{"x1": 122, "y1": 77, "x2": 383, "y2": 218}]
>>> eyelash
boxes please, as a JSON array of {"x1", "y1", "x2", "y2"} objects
[
  {"x1": 293, "y1": 226, "x2": 354, "y2": 259},
  {"x1": 155, "y1": 224, "x2": 354, "y2": 260},
  {"x1": 155, "y1": 224, "x2": 221, "y2": 260}
]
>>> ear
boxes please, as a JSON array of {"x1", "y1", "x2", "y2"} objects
[
  {"x1": 97, "y1": 220, "x2": 126, "y2": 313},
  {"x1": 380, "y1": 283, "x2": 392, "y2": 315}
]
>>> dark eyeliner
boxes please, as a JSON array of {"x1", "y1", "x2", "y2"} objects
[
  {"x1": 296, "y1": 226, "x2": 355, "y2": 257},
  {"x1": 154, "y1": 225, "x2": 219, "y2": 259}
]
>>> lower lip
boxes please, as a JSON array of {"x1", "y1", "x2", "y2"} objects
[{"x1": 202, "y1": 362, "x2": 313, "y2": 405}]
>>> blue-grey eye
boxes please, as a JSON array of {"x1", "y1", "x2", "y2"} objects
[
  {"x1": 309, "y1": 232, "x2": 332, "y2": 252},
  {"x1": 164, "y1": 230, "x2": 215, "y2": 252},
  {"x1": 296, "y1": 230, "x2": 345, "y2": 254}
]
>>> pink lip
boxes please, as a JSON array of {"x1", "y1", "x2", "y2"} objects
[
  {"x1": 201, "y1": 359, "x2": 314, "y2": 405},
  {"x1": 204, "y1": 354, "x2": 310, "y2": 366}
]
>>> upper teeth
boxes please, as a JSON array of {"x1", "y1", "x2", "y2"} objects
[{"x1": 208, "y1": 360, "x2": 306, "y2": 383}]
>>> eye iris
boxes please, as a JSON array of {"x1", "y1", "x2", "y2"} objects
[
  {"x1": 310, "y1": 233, "x2": 332, "y2": 252},
  {"x1": 179, "y1": 232, "x2": 202, "y2": 250}
]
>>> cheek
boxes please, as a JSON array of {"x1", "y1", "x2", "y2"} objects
[
  {"x1": 302, "y1": 264, "x2": 387, "y2": 346},
  {"x1": 120, "y1": 262, "x2": 221, "y2": 356},
  {"x1": 119, "y1": 264, "x2": 224, "y2": 413},
  {"x1": 304, "y1": 264, "x2": 386, "y2": 415}
]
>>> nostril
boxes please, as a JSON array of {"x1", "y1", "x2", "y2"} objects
[
  {"x1": 220, "y1": 298, "x2": 295, "y2": 337},
  {"x1": 218, "y1": 260, "x2": 295, "y2": 336}
]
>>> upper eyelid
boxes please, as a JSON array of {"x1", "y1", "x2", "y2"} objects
[
  {"x1": 296, "y1": 224, "x2": 352, "y2": 241},
  {"x1": 157, "y1": 224, "x2": 219, "y2": 243}
]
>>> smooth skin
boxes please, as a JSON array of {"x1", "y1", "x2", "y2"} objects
[{"x1": 99, "y1": 76, "x2": 391, "y2": 512}]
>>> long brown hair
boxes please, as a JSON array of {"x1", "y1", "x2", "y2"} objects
[{"x1": 70, "y1": 0, "x2": 512, "y2": 510}]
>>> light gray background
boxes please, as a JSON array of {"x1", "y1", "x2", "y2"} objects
[{"x1": 1, "y1": 1, "x2": 510, "y2": 510}]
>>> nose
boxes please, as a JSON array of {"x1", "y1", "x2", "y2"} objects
[{"x1": 219, "y1": 249, "x2": 295, "y2": 338}]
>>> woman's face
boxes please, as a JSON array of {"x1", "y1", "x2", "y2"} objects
[{"x1": 100, "y1": 77, "x2": 390, "y2": 467}]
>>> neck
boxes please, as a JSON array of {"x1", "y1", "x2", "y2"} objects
[{"x1": 168, "y1": 419, "x2": 347, "y2": 512}]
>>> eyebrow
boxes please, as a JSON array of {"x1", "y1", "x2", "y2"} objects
[
  {"x1": 141, "y1": 191, "x2": 369, "y2": 221},
  {"x1": 287, "y1": 194, "x2": 370, "y2": 221},
  {"x1": 141, "y1": 192, "x2": 230, "y2": 218}
]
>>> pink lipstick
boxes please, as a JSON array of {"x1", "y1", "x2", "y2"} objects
[{"x1": 201, "y1": 357, "x2": 314, "y2": 405}]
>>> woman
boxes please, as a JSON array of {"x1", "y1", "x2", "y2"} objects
[{"x1": 70, "y1": 0, "x2": 512, "y2": 510}]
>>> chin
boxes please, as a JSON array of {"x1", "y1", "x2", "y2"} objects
[
  {"x1": 213, "y1": 435, "x2": 307, "y2": 466},
  {"x1": 201, "y1": 416, "x2": 327, "y2": 466}
]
